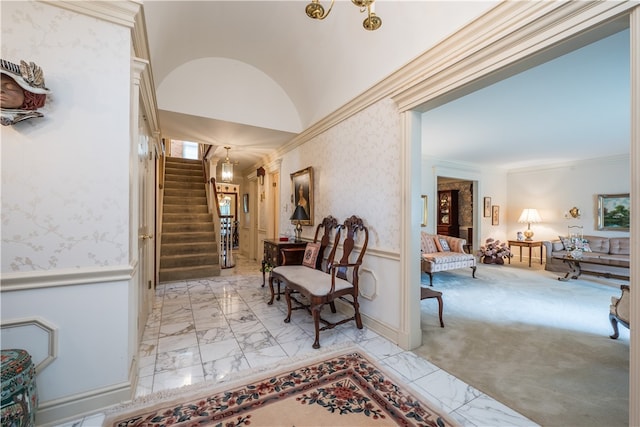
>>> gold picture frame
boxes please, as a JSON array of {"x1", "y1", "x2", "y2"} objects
[
  {"x1": 597, "y1": 193, "x2": 630, "y2": 231},
  {"x1": 290, "y1": 166, "x2": 313, "y2": 226},
  {"x1": 421, "y1": 195, "x2": 428, "y2": 227}
]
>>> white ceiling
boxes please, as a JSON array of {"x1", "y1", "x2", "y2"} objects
[
  {"x1": 142, "y1": 1, "x2": 630, "y2": 175},
  {"x1": 422, "y1": 28, "x2": 630, "y2": 170}
]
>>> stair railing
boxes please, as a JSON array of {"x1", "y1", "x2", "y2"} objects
[
  {"x1": 219, "y1": 214, "x2": 235, "y2": 268},
  {"x1": 203, "y1": 145, "x2": 235, "y2": 269},
  {"x1": 208, "y1": 176, "x2": 235, "y2": 269}
]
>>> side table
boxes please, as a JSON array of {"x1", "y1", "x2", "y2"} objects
[
  {"x1": 262, "y1": 239, "x2": 307, "y2": 303},
  {"x1": 508, "y1": 240, "x2": 543, "y2": 267}
]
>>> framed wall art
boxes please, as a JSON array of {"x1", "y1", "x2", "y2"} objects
[
  {"x1": 491, "y1": 205, "x2": 499, "y2": 226},
  {"x1": 597, "y1": 193, "x2": 630, "y2": 231},
  {"x1": 483, "y1": 197, "x2": 491, "y2": 217},
  {"x1": 290, "y1": 166, "x2": 313, "y2": 226}
]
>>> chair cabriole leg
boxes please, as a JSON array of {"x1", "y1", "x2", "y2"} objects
[
  {"x1": 312, "y1": 303, "x2": 322, "y2": 349},
  {"x1": 609, "y1": 313, "x2": 620, "y2": 339},
  {"x1": 284, "y1": 286, "x2": 293, "y2": 323}
]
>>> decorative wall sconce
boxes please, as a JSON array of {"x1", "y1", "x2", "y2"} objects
[
  {"x1": 563, "y1": 207, "x2": 581, "y2": 219},
  {"x1": 257, "y1": 166, "x2": 265, "y2": 186}
]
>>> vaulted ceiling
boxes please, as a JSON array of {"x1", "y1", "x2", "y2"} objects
[{"x1": 143, "y1": 1, "x2": 630, "y2": 175}]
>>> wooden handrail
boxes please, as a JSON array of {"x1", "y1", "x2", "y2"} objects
[{"x1": 210, "y1": 177, "x2": 222, "y2": 218}]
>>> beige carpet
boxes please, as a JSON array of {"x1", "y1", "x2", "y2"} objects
[
  {"x1": 104, "y1": 346, "x2": 457, "y2": 427},
  {"x1": 415, "y1": 263, "x2": 629, "y2": 427}
]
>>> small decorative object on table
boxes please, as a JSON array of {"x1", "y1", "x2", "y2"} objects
[
  {"x1": 561, "y1": 226, "x2": 590, "y2": 260},
  {"x1": 477, "y1": 238, "x2": 512, "y2": 264}
]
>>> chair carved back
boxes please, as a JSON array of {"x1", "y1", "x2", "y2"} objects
[
  {"x1": 334, "y1": 215, "x2": 368, "y2": 281},
  {"x1": 313, "y1": 215, "x2": 339, "y2": 270}
]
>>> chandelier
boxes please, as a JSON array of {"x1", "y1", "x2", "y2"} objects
[
  {"x1": 305, "y1": 0, "x2": 382, "y2": 31},
  {"x1": 221, "y1": 146, "x2": 234, "y2": 183}
]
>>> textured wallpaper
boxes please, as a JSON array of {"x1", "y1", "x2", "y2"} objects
[
  {"x1": 280, "y1": 98, "x2": 401, "y2": 252},
  {"x1": 1, "y1": 2, "x2": 131, "y2": 272}
]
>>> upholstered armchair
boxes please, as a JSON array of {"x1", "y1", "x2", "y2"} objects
[{"x1": 609, "y1": 284, "x2": 630, "y2": 339}]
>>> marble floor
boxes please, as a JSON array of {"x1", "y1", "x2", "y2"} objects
[{"x1": 60, "y1": 254, "x2": 537, "y2": 427}]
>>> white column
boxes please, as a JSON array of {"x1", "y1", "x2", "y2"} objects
[
  {"x1": 398, "y1": 110, "x2": 423, "y2": 350},
  {"x1": 628, "y1": 6, "x2": 639, "y2": 427}
]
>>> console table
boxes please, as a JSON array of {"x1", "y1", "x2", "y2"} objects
[
  {"x1": 261, "y1": 239, "x2": 307, "y2": 287},
  {"x1": 508, "y1": 240, "x2": 543, "y2": 267}
]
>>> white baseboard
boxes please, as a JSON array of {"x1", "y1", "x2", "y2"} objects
[{"x1": 36, "y1": 382, "x2": 132, "y2": 427}]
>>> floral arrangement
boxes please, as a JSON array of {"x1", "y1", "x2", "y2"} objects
[{"x1": 477, "y1": 238, "x2": 512, "y2": 264}]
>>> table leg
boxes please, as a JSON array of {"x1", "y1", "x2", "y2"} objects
[
  {"x1": 436, "y1": 295, "x2": 444, "y2": 328},
  {"x1": 268, "y1": 276, "x2": 276, "y2": 304},
  {"x1": 528, "y1": 246, "x2": 532, "y2": 267},
  {"x1": 540, "y1": 246, "x2": 543, "y2": 264},
  {"x1": 558, "y1": 259, "x2": 582, "y2": 281}
]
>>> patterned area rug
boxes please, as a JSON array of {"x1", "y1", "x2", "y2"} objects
[{"x1": 104, "y1": 349, "x2": 455, "y2": 427}]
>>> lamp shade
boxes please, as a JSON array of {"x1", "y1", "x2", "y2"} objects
[
  {"x1": 518, "y1": 208, "x2": 542, "y2": 224},
  {"x1": 290, "y1": 205, "x2": 309, "y2": 221}
]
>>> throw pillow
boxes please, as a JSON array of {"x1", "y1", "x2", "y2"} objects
[
  {"x1": 582, "y1": 242, "x2": 592, "y2": 252},
  {"x1": 558, "y1": 235, "x2": 572, "y2": 250},
  {"x1": 421, "y1": 235, "x2": 438, "y2": 254},
  {"x1": 438, "y1": 238, "x2": 451, "y2": 252},
  {"x1": 302, "y1": 242, "x2": 321, "y2": 269}
]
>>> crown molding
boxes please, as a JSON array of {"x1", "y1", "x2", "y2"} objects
[
  {"x1": 392, "y1": 0, "x2": 635, "y2": 112},
  {"x1": 271, "y1": 1, "x2": 636, "y2": 165},
  {"x1": 38, "y1": 0, "x2": 142, "y2": 28}
]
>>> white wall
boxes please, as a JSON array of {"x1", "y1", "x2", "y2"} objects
[
  {"x1": 506, "y1": 155, "x2": 630, "y2": 242},
  {"x1": 419, "y1": 155, "x2": 630, "y2": 258},
  {"x1": 276, "y1": 98, "x2": 404, "y2": 333},
  {"x1": 1, "y1": 2, "x2": 135, "y2": 423}
]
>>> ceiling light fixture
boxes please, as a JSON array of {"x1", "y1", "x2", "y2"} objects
[
  {"x1": 305, "y1": 0, "x2": 382, "y2": 31},
  {"x1": 221, "y1": 146, "x2": 234, "y2": 183}
]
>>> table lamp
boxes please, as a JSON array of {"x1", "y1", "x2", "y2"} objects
[
  {"x1": 518, "y1": 208, "x2": 542, "y2": 241},
  {"x1": 290, "y1": 205, "x2": 309, "y2": 241}
]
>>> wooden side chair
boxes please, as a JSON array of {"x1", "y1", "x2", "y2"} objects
[
  {"x1": 282, "y1": 215, "x2": 339, "y2": 269},
  {"x1": 279, "y1": 215, "x2": 369, "y2": 349},
  {"x1": 268, "y1": 216, "x2": 339, "y2": 305}
]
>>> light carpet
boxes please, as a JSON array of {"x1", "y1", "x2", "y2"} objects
[
  {"x1": 415, "y1": 263, "x2": 629, "y2": 427},
  {"x1": 104, "y1": 346, "x2": 456, "y2": 427}
]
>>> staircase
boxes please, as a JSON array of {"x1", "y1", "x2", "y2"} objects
[{"x1": 159, "y1": 157, "x2": 221, "y2": 282}]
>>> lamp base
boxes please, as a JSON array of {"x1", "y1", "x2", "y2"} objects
[
  {"x1": 523, "y1": 229, "x2": 534, "y2": 241},
  {"x1": 295, "y1": 222, "x2": 302, "y2": 241}
]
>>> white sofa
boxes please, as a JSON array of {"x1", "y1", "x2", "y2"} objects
[{"x1": 420, "y1": 232, "x2": 476, "y2": 286}]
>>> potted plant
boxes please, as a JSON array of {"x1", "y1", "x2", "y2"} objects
[{"x1": 477, "y1": 238, "x2": 512, "y2": 264}]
